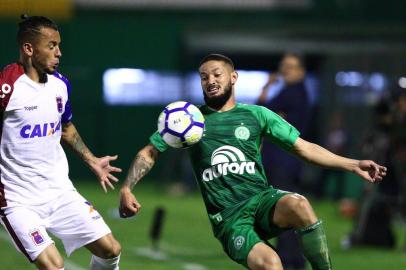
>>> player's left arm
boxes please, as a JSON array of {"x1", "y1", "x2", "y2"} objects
[
  {"x1": 292, "y1": 137, "x2": 387, "y2": 183},
  {"x1": 62, "y1": 122, "x2": 122, "y2": 192}
]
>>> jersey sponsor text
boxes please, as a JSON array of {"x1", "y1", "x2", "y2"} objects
[
  {"x1": 202, "y1": 145, "x2": 255, "y2": 181},
  {"x1": 20, "y1": 121, "x2": 61, "y2": 138}
]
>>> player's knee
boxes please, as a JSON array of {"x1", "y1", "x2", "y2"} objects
[
  {"x1": 35, "y1": 256, "x2": 64, "y2": 270},
  {"x1": 111, "y1": 239, "x2": 122, "y2": 257},
  {"x1": 88, "y1": 234, "x2": 122, "y2": 259},
  {"x1": 252, "y1": 256, "x2": 282, "y2": 270},
  {"x1": 289, "y1": 195, "x2": 317, "y2": 227},
  {"x1": 34, "y1": 246, "x2": 64, "y2": 270},
  {"x1": 103, "y1": 238, "x2": 121, "y2": 258},
  {"x1": 277, "y1": 194, "x2": 317, "y2": 227},
  {"x1": 263, "y1": 256, "x2": 283, "y2": 270},
  {"x1": 248, "y1": 244, "x2": 282, "y2": 270}
]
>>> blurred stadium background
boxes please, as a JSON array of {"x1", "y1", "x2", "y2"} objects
[{"x1": 0, "y1": 0, "x2": 405, "y2": 269}]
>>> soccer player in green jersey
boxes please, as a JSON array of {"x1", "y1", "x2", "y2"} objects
[{"x1": 119, "y1": 54, "x2": 387, "y2": 270}]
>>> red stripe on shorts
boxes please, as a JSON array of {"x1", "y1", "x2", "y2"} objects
[{"x1": 1, "y1": 216, "x2": 33, "y2": 262}]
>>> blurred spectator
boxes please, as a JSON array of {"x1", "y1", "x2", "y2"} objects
[
  {"x1": 313, "y1": 112, "x2": 350, "y2": 200},
  {"x1": 257, "y1": 53, "x2": 311, "y2": 270},
  {"x1": 342, "y1": 99, "x2": 399, "y2": 249},
  {"x1": 392, "y1": 90, "x2": 406, "y2": 219}
]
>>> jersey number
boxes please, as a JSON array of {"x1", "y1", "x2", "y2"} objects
[{"x1": 0, "y1": 84, "x2": 12, "y2": 98}]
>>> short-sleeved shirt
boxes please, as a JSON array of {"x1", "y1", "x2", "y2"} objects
[
  {"x1": 0, "y1": 63, "x2": 74, "y2": 209},
  {"x1": 150, "y1": 103, "x2": 299, "y2": 217}
]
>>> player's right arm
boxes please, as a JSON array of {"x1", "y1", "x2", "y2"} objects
[{"x1": 119, "y1": 143, "x2": 160, "y2": 218}]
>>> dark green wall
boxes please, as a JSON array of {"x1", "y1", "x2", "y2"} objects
[{"x1": 1, "y1": 2, "x2": 405, "y2": 180}]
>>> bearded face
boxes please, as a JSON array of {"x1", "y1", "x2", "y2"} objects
[
  {"x1": 203, "y1": 80, "x2": 233, "y2": 110},
  {"x1": 199, "y1": 60, "x2": 236, "y2": 110}
]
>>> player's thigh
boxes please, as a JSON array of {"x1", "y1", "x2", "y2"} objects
[
  {"x1": 48, "y1": 191, "x2": 112, "y2": 257},
  {"x1": 1, "y1": 207, "x2": 55, "y2": 263},
  {"x1": 217, "y1": 219, "x2": 265, "y2": 268},
  {"x1": 85, "y1": 232, "x2": 121, "y2": 258},
  {"x1": 247, "y1": 242, "x2": 282, "y2": 270}
]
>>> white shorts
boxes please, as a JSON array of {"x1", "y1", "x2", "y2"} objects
[{"x1": 0, "y1": 190, "x2": 111, "y2": 262}]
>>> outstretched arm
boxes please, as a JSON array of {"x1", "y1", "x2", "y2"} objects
[
  {"x1": 119, "y1": 144, "x2": 160, "y2": 218},
  {"x1": 62, "y1": 122, "x2": 122, "y2": 192},
  {"x1": 292, "y1": 137, "x2": 387, "y2": 183}
]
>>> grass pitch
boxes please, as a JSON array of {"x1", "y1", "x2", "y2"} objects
[{"x1": 0, "y1": 180, "x2": 405, "y2": 269}]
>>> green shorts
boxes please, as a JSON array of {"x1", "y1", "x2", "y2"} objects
[{"x1": 211, "y1": 188, "x2": 291, "y2": 268}]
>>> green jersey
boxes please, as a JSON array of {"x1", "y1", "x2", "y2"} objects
[{"x1": 150, "y1": 103, "x2": 299, "y2": 216}]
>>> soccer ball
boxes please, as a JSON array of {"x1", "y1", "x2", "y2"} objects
[{"x1": 157, "y1": 101, "x2": 205, "y2": 148}]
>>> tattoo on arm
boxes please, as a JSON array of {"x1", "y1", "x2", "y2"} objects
[
  {"x1": 124, "y1": 153, "x2": 153, "y2": 190},
  {"x1": 63, "y1": 123, "x2": 94, "y2": 164},
  {"x1": 71, "y1": 132, "x2": 93, "y2": 162}
]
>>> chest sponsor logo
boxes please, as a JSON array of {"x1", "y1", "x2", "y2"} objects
[
  {"x1": 20, "y1": 121, "x2": 61, "y2": 138},
  {"x1": 202, "y1": 145, "x2": 255, "y2": 182}
]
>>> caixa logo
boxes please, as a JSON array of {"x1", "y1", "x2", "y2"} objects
[
  {"x1": 202, "y1": 145, "x2": 255, "y2": 182},
  {"x1": 20, "y1": 121, "x2": 61, "y2": 138}
]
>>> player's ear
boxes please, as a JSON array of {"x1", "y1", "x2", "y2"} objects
[
  {"x1": 22, "y1": 42, "x2": 34, "y2": 57},
  {"x1": 231, "y1": 71, "x2": 238, "y2": 85}
]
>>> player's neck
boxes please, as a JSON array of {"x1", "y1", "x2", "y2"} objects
[
  {"x1": 210, "y1": 98, "x2": 236, "y2": 112},
  {"x1": 21, "y1": 60, "x2": 47, "y2": 84}
]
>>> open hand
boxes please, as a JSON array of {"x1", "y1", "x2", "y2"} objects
[
  {"x1": 90, "y1": 155, "x2": 122, "y2": 192},
  {"x1": 354, "y1": 160, "x2": 387, "y2": 183}
]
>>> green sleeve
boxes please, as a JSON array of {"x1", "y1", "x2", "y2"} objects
[
  {"x1": 253, "y1": 105, "x2": 300, "y2": 151},
  {"x1": 149, "y1": 131, "x2": 169, "y2": 152}
]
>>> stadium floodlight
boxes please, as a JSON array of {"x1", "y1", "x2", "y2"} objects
[{"x1": 398, "y1": 77, "x2": 406, "y2": 89}]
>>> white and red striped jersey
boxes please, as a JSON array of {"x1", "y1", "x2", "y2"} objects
[{"x1": 0, "y1": 63, "x2": 75, "y2": 208}]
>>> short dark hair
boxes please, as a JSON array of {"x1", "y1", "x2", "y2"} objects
[
  {"x1": 199, "y1": 53, "x2": 235, "y2": 70},
  {"x1": 17, "y1": 14, "x2": 59, "y2": 45}
]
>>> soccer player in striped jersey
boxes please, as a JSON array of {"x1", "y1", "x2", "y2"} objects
[
  {"x1": 0, "y1": 15, "x2": 121, "y2": 270},
  {"x1": 119, "y1": 54, "x2": 387, "y2": 270}
]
